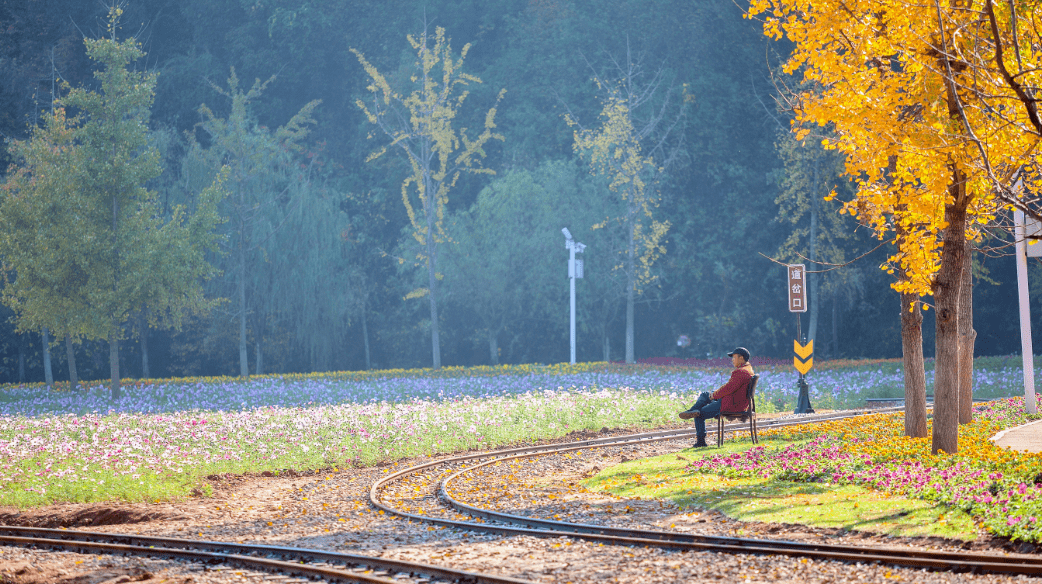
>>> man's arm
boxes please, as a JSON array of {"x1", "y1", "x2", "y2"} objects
[{"x1": 711, "y1": 369, "x2": 752, "y2": 400}]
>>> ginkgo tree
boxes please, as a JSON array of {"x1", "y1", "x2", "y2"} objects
[
  {"x1": 747, "y1": 0, "x2": 1042, "y2": 453},
  {"x1": 352, "y1": 25, "x2": 505, "y2": 369},
  {"x1": 568, "y1": 53, "x2": 688, "y2": 364}
]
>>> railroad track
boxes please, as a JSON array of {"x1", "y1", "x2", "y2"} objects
[
  {"x1": 371, "y1": 408, "x2": 1042, "y2": 577},
  {"x1": 0, "y1": 526, "x2": 536, "y2": 584}
]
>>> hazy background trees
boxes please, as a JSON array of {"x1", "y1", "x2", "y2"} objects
[{"x1": 0, "y1": 0, "x2": 1032, "y2": 381}]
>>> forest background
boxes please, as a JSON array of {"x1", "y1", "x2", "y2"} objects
[{"x1": 0, "y1": 0, "x2": 1033, "y2": 382}]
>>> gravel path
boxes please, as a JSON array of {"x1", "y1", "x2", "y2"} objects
[{"x1": 1, "y1": 425, "x2": 1037, "y2": 583}]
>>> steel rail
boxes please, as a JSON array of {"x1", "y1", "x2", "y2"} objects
[
  {"x1": 371, "y1": 408, "x2": 1042, "y2": 576},
  {"x1": 0, "y1": 526, "x2": 535, "y2": 584},
  {"x1": 438, "y1": 443, "x2": 1042, "y2": 575},
  {"x1": 371, "y1": 407, "x2": 907, "y2": 504},
  {"x1": 370, "y1": 407, "x2": 904, "y2": 510}
]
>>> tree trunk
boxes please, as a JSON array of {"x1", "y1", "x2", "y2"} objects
[
  {"x1": 901, "y1": 293, "x2": 928, "y2": 437},
  {"x1": 65, "y1": 336, "x2": 79, "y2": 391},
  {"x1": 255, "y1": 338, "x2": 264, "y2": 376},
  {"x1": 488, "y1": 328, "x2": 499, "y2": 365},
  {"x1": 603, "y1": 333, "x2": 611, "y2": 363},
  {"x1": 831, "y1": 294, "x2": 839, "y2": 357},
  {"x1": 625, "y1": 205, "x2": 637, "y2": 364},
  {"x1": 423, "y1": 230, "x2": 439, "y2": 367},
  {"x1": 625, "y1": 286, "x2": 635, "y2": 364},
  {"x1": 420, "y1": 163, "x2": 442, "y2": 370},
  {"x1": 139, "y1": 314, "x2": 150, "y2": 379},
  {"x1": 427, "y1": 270, "x2": 441, "y2": 369},
  {"x1": 931, "y1": 193, "x2": 969, "y2": 454},
  {"x1": 958, "y1": 247, "x2": 976, "y2": 424},
  {"x1": 109, "y1": 331, "x2": 121, "y2": 400},
  {"x1": 238, "y1": 238, "x2": 249, "y2": 377},
  {"x1": 42, "y1": 327, "x2": 53, "y2": 387},
  {"x1": 361, "y1": 303, "x2": 371, "y2": 370},
  {"x1": 17, "y1": 336, "x2": 25, "y2": 383},
  {"x1": 808, "y1": 158, "x2": 820, "y2": 344},
  {"x1": 110, "y1": 193, "x2": 121, "y2": 399}
]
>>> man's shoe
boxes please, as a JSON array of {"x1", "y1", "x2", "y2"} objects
[
  {"x1": 678, "y1": 407, "x2": 701, "y2": 420},
  {"x1": 692, "y1": 438, "x2": 708, "y2": 448}
]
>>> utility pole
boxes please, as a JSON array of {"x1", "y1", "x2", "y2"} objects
[
  {"x1": 1015, "y1": 205, "x2": 1039, "y2": 414},
  {"x1": 562, "y1": 228, "x2": 585, "y2": 364}
]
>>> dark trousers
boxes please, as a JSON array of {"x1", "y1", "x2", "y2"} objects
[{"x1": 687, "y1": 391, "x2": 722, "y2": 438}]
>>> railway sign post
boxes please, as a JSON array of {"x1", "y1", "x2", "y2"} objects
[{"x1": 788, "y1": 264, "x2": 815, "y2": 414}]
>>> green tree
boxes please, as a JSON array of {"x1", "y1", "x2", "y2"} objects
[
  {"x1": 568, "y1": 56, "x2": 687, "y2": 363},
  {"x1": 441, "y1": 164, "x2": 565, "y2": 364},
  {"x1": 0, "y1": 107, "x2": 94, "y2": 388},
  {"x1": 188, "y1": 68, "x2": 320, "y2": 377},
  {"x1": 270, "y1": 180, "x2": 356, "y2": 372},
  {"x1": 352, "y1": 24, "x2": 505, "y2": 369},
  {"x1": 774, "y1": 129, "x2": 867, "y2": 353},
  {"x1": 0, "y1": 8, "x2": 225, "y2": 397}
]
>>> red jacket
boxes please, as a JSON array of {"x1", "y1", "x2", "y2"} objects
[{"x1": 711, "y1": 363, "x2": 754, "y2": 413}]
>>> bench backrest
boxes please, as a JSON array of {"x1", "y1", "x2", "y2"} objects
[{"x1": 746, "y1": 374, "x2": 760, "y2": 413}]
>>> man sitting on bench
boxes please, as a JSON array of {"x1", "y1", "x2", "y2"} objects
[{"x1": 678, "y1": 347, "x2": 754, "y2": 448}]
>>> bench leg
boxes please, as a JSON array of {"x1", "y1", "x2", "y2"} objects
[{"x1": 717, "y1": 417, "x2": 723, "y2": 447}]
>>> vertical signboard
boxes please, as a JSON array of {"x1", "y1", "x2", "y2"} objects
[{"x1": 787, "y1": 264, "x2": 808, "y2": 313}]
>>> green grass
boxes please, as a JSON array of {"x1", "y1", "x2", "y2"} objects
[{"x1": 583, "y1": 440, "x2": 980, "y2": 541}]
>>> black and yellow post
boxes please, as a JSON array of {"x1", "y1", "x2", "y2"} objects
[
  {"x1": 794, "y1": 335, "x2": 814, "y2": 414},
  {"x1": 787, "y1": 264, "x2": 815, "y2": 414}
]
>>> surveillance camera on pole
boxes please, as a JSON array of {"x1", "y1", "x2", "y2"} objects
[{"x1": 563, "y1": 227, "x2": 584, "y2": 364}]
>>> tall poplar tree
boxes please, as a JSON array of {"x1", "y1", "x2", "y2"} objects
[{"x1": 352, "y1": 25, "x2": 505, "y2": 369}]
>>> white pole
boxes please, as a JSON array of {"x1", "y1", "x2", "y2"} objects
[
  {"x1": 1015, "y1": 207, "x2": 1038, "y2": 414},
  {"x1": 569, "y1": 245, "x2": 576, "y2": 365}
]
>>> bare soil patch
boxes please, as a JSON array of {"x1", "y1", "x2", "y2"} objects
[
  {"x1": 0, "y1": 504, "x2": 189, "y2": 529},
  {"x1": 0, "y1": 557, "x2": 171, "y2": 584}
]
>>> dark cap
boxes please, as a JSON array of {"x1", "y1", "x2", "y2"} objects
[{"x1": 727, "y1": 347, "x2": 751, "y2": 361}]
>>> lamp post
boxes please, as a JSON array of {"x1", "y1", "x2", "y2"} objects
[{"x1": 562, "y1": 228, "x2": 585, "y2": 364}]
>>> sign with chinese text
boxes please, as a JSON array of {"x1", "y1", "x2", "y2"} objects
[{"x1": 787, "y1": 264, "x2": 808, "y2": 312}]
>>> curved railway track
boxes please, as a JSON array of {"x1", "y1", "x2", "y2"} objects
[
  {"x1": 371, "y1": 408, "x2": 1042, "y2": 577},
  {"x1": 0, "y1": 526, "x2": 536, "y2": 584}
]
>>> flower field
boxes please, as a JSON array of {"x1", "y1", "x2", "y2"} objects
[
  {"x1": 684, "y1": 396, "x2": 1042, "y2": 542},
  {"x1": 1, "y1": 356, "x2": 1033, "y2": 417},
  {"x1": 0, "y1": 357, "x2": 1036, "y2": 510}
]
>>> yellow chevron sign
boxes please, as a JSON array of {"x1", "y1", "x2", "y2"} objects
[
  {"x1": 794, "y1": 339, "x2": 813, "y2": 359},
  {"x1": 794, "y1": 339, "x2": 813, "y2": 375}
]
